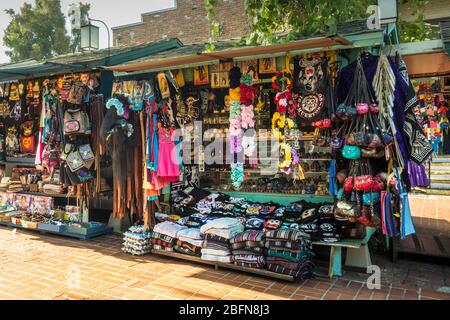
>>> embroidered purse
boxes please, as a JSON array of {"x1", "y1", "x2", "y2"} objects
[
  {"x1": 342, "y1": 145, "x2": 360, "y2": 160},
  {"x1": 66, "y1": 149, "x2": 84, "y2": 172},
  {"x1": 335, "y1": 201, "x2": 361, "y2": 218},
  {"x1": 78, "y1": 144, "x2": 95, "y2": 169}
]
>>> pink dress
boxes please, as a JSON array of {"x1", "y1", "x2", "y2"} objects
[{"x1": 157, "y1": 127, "x2": 180, "y2": 181}]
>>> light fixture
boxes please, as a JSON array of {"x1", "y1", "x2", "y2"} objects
[
  {"x1": 80, "y1": 22, "x2": 100, "y2": 51},
  {"x1": 378, "y1": 0, "x2": 398, "y2": 25}
]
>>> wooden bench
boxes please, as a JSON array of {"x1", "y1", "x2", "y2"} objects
[{"x1": 313, "y1": 227, "x2": 376, "y2": 278}]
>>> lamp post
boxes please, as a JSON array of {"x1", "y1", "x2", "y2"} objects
[
  {"x1": 378, "y1": 0, "x2": 398, "y2": 25},
  {"x1": 81, "y1": 17, "x2": 112, "y2": 65}
]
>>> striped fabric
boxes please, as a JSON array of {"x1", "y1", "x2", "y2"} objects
[
  {"x1": 265, "y1": 240, "x2": 308, "y2": 251},
  {"x1": 231, "y1": 248, "x2": 264, "y2": 256},
  {"x1": 267, "y1": 248, "x2": 314, "y2": 263},
  {"x1": 151, "y1": 238, "x2": 174, "y2": 248},
  {"x1": 230, "y1": 231, "x2": 266, "y2": 244},
  {"x1": 234, "y1": 255, "x2": 265, "y2": 265},
  {"x1": 266, "y1": 229, "x2": 310, "y2": 242},
  {"x1": 202, "y1": 240, "x2": 230, "y2": 251},
  {"x1": 267, "y1": 261, "x2": 314, "y2": 280},
  {"x1": 231, "y1": 241, "x2": 266, "y2": 250},
  {"x1": 152, "y1": 232, "x2": 176, "y2": 244},
  {"x1": 174, "y1": 245, "x2": 201, "y2": 257},
  {"x1": 153, "y1": 244, "x2": 174, "y2": 252},
  {"x1": 176, "y1": 240, "x2": 202, "y2": 255}
]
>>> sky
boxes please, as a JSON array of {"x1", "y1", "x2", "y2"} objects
[{"x1": 0, "y1": 0, "x2": 175, "y2": 63}]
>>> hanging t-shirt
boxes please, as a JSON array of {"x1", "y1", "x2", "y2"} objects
[{"x1": 292, "y1": 56, "x2": 329, "y2": 125}]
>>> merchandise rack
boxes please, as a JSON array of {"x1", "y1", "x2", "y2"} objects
[
  {"x1": 150, "y1": 249, "x2": 295, "y2": 282},
  {"x1": 0, "y1": 220, "x2": 113, "y2": 241}
]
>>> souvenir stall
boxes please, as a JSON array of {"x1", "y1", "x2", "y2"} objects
[
  {"x1": 102, "y1": 33, "x2": 425, "y2": 280},
  {"x1": 0, "y1": 73, "x2": 112, "y2": 239},
  {"x1": 410, "y1": 78, "x2": 450, "y2": 156}
]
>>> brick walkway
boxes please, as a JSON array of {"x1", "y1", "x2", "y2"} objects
[
  {"x1": 410, "y1": 195, "x2": 450, "y2": 237},
  {"x1": 0, "y1": 226, "x2": 449, "y2": 300}
]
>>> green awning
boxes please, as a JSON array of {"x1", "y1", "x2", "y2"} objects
[{"x1": 0, "y1": 38, "x2": 183, "y2": 82}]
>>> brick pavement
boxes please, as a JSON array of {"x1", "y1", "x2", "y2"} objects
[
  {"x1": 409, "y1": 194, "x2": 450, "y2": 237},
  {"x1": 0, "y1": 226, "x2": 449, "y2": 300}
]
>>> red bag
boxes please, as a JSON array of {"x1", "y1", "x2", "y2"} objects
[
  {"x1": 354, "y1": 175, "x2": 374, "y2": 192},
  {"x1": 344, "y1": 176, "x2": 354, "y2": 192}
]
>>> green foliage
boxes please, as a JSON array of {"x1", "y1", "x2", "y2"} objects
[
  {"x1": 204, "y1": 0, "x2": 221, "y2": 52},
  {"x1": 398, "y1": 0, "x2": 434, "y2": 42},
  {"x1": 3, "y1": 0, "x2": 91, "y2": 62},
  {"x1": 68, "y1": 2, "x2": 91, "y2": 53}
]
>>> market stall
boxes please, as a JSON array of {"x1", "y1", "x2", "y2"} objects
[
  {"x1": 101, "y1": 30, "x2": 426, "y2": 280},
  {"x1": 0, "y1": 39, "x2": 183, "y2": 239}
]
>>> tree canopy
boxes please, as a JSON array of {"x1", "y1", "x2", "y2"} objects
[{"x1": 3, "y1": 0, "x2": 90, "y2": 62}]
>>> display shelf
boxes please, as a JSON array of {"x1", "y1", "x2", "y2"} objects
[
  {"x1": 12, "y1": 191, "x2": 76, "y2": 199},
  {"x1": 0, "y1": 221, "x2": 113, "y2": 240},
  {"x1": 210, "y1": 190, "x2": 334, "y2": 205},
  {"x1": 0, "y1": 160, "x2": 36, "y2": 167},
  {"x1": 150, "y1": 249, "x2": 295, "y2": 282}
]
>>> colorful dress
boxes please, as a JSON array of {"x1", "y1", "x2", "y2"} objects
[{"x1": 157, "y1": 127, "x2": 180, "y2": 181}]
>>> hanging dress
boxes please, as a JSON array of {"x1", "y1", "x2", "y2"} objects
[{"x1": 157, "y1": 127, "x2": 180, "y2": 182}]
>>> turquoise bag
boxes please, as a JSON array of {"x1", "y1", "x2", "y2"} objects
[{"x1": 342, "y1": 145, "x2": 361, "y2": 160}]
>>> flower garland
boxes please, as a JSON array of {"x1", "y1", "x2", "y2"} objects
[{"x1": 229, "y1": 70, "x2": 244, "y2": 190}]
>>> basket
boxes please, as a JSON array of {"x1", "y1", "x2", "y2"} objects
[
  {"x1": 0, "y1": 215, "x2": 11, "y2": 223},
  {"x1": 21, "y1": 220, "x2": 38, "y2": 229},
  {"x1": 11, "y1": 217, "x2": 21, "y2": 225}
]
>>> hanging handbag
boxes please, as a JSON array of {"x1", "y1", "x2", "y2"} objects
[
  {"x1": 342, "y1": 145, "x2": 360, "y2": 160},
  {"x1": 67, "y1": 81, "x2": 86, "y2": 105},
  {"x1": 394, "y1": 166, "x2": 416, "y2": 239},
  {"x1": 66, "y1": 148, "x2": 84, "y2": 172},
  {"x1": 361, "y1": 147, "x2": 385, "y2": 159},
  {"x1": 363, "y1": 192, "x2": 380, "y2": 205},
  {"x1": 335, "y1": 201, "x2": 361, "y2": 218},
  {"x1": 78, "y1": 144, "x2": 95, "y2": 169},
  {"x1": 356, "y1": 103, "x2": 369, "y2": 115},
  {"x1": 354, "y1": 161, "x2": 374, "y2": 192},
  {"x1": 337, "y1": 170, "x2": 347, "y2": 185}
]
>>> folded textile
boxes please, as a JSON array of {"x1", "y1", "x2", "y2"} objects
[
  {"x1": 200, "y1": 218, "x2": 244, "y2": 234},
  {"x1": 266, "y1": 256, "x2": 301, "y2": 270},
  {"x1": 153, "y1": 221, "x2": 187, "y2": 239},
  {"x1": 265, "y1": 240, "x2": 306, "y2": 251},
  {"x1": 153, "y1": 244, "x2": 174, "y2": 252},
  {"x1": 201, "y1": 254, "x2": 234, "y2": 263},
  {"x1": 202, "y1": 225, "x2": 243, "y2": 240},
  {"x1": 266, "y1": 228, "x2": 311, "y2": 242},
  {"x1": 152, "y1": 232, "x2": 176, "y2": 244},
  {"x1": 231, "y1": 248, "x2": 264, "y2": 256},
  {"x1": 233, "y1": 254, "x2": 265, "y2": 266},
  {"x1": 174, "y1": 245, "x2": 201, "y2": 257},
  {"x1": 177, "y1": 228, "x2": 202, "y2": 240},
  {"x1": 177, "y1": 236, "x2": 203, "y2": 248},
  {"x1": 175, "y1": 240, "x2": 202, "y2": 255},
  {"x1": 201, "y1": 248, "x2": 232, "y2": 256},
  {"x1": 202, "y1": 240, "x2": 230, "y2": 251},
  {"x1": 267, "y1": 248, "x2": 314, "y2": 263},
  {"x1": 230, "y1": 230, "x2": 265, "y2": 244},
  {"x1": 203, "y1": 233, "x2": 229, "y2": 244},
  {"x1": 151, "y1": 238, "x2": 174, "y2": 248},
  {"x1": 267, "y1": 262, "x2": 314, "y2": 280},
  {"x1": 231, "y1": 241, "x2": 266, "y2": 250}
]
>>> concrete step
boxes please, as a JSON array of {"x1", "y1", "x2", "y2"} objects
[
  {"x1": 430, "y1": 175, "x2": 450, "y2": 181},
  {"x1": 430, "y1": 183, "x2": 450, "y2": 190},
  {"x1": 432, "y1": 158, "x2": 450, "y2": 164},
  {"x1": 413, "y1": 187, "x2": 450, "y2": 196}
]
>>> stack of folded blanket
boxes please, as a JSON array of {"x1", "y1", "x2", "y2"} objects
[
  {"x1": 230, "y1": 231, "x2": 266, "y2": 269},
  {"x1": 175, "y1": 228, "x2": 203, "y2": 257},
  {"x1": 122, "y1": 226, "x2": 152, "y2": 256},
  {"x1": 265, "y1": 229, "x2": 315, "y2": 280},
  {"x1": 152, "y1": 221, "x2": 187, "y2": 252},
  {"x1": 200, "y1": 218, "x2": 244, "y2": 263}
]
